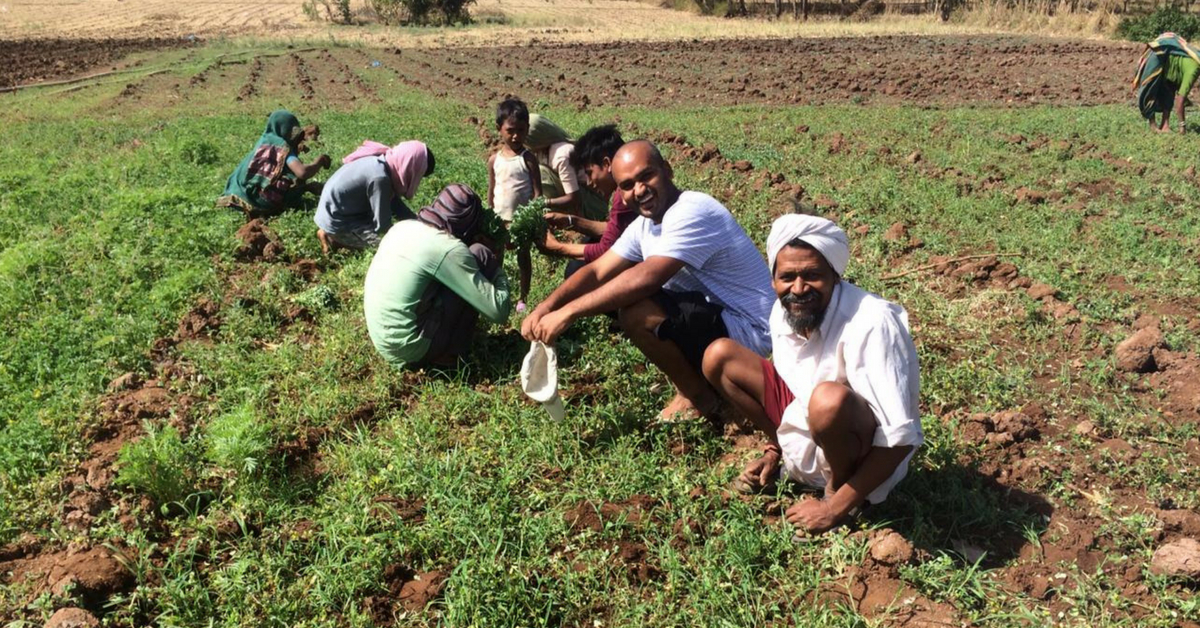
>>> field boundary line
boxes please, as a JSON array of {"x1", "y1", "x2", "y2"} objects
[
  {"x1": 881, "y1": 253, "x2": 1021, "y2": 280},
  {"x1": 0, "y1": 47, "x2": 321, "y2": 95}
]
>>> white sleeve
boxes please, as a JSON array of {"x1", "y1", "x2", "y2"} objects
[
  {"x1": 552, "y1": 144, "x2": 580, "y2": 195},
  {"x1": 609, "y1": 220, "x2": 643, "y2": 263},
  {"x1": 845, "y1": 311, "x2": 924, "y2": 449}
]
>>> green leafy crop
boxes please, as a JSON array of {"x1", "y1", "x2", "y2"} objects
[{"x1": 507, "y1": 196, "x2": 548, "y2": 249}]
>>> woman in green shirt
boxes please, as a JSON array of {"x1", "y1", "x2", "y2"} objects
[
  {"x1": 363, "y1": 184, "x2": 511, "y2": 369},
  {"x1": 1136, "y1": 33, "x2": 1200, "y2": 134}
]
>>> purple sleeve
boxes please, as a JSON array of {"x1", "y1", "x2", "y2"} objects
[{"x1": 583, "y1": 194, "x2": 636, "y2": 263}]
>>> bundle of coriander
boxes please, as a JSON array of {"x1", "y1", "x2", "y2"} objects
[{"x1": 508, "y1": 197, "x2": 548, "y2": 249}]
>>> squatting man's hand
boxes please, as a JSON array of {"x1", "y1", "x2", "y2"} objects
[
  {"x1": 740, "y1": 447, "x2": 780, "y2": 489},
  {"x1": 530, "y1": 309, "x2": 572, "y2": 345},
  {"x1": 785, "y1": 498, "x2": 841, "y2": 534}
]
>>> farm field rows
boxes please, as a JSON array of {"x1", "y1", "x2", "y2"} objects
[{"x1": 1, "y1": 32, "x2": 1200, "y2": 627}]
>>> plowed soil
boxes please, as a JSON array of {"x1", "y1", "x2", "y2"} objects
[
  {"x1": 0, "y1": 38, "x2": 187, "y2": 89},
  {"x1": 9, "y1": 35, "x2": 1139, "y2": 109},
  {"x1": 382, "y1": 35, "x2": 1138, "y2": 109}
]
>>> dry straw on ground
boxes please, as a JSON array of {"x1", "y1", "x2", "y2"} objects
[{"x1": 1, "y1": 0, "x2": 1015, "y2": 44}]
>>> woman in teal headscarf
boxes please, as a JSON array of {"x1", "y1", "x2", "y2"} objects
[
  {"x1": 524, "y1": 114, "x2": 609, "y2": 222},
  {"x1": 1134, "y1": 33, "x2": 1200, "y2": 134},
  {"x1": 217, "y1": 110, "x2": 332, "y2": 216}
]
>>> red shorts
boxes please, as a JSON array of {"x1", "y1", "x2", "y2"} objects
[{"x1": 761, "y1": 358, "x2": 795, "y2": 429}]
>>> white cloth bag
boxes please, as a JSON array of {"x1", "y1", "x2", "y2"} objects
[{"x1": 520, "y1": 341, "x2": 565, "y2": 420}]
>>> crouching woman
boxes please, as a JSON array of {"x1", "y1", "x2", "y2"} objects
[{"x1": 364, "y1": 184, "x2": 511, "y2": 369}]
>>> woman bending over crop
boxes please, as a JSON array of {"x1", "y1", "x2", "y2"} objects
[{"x1": 218, "y1": 110, "x2": 330, "y2": 216}]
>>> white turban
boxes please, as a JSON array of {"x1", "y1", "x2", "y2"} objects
[{"x1": 766, "y1": 214, "x2": 850, "y2": 276}]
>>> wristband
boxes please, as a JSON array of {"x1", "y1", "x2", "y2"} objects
[{"x1": 763, "y1": 443, "x2": 782, "y2": 456}]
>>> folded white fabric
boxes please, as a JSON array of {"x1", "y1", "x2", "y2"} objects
[{"x1": 521, "y1": 341, "x2": 565, "y2": 420}]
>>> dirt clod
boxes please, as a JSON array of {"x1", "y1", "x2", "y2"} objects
[
  {"x1": 106, "y1": 372, "x2": 141, "y2": 392},
  {"x1": 1025, "y1": 282, "x2": 1057, "y2": 300},
  {"x1": 1114, "y1": 326, "x2": 1163, "y2": 373},
  {"x1": 176, "y1": 299, "x2": 220, "y2": 340},
  {"x1": 992, "y1": 410, "x2": 1039, "y2": 442},
  {"x1": 235, "y1": 219, "x2": 284, "y2": 262},
  {"x1": 44, "y1": 607, "x2": 100, "y2": 628},
  {"x1": 883, "y1": 222, "x2": 908, "y2": 242},
  {"x1": 868, "y1": 529, "x2": 914, "y2": 567},
  {"x1": 1014, "y1": 187, "x2": 1047, "y2": 204},
  {"x1": 1151, "y1": 538, "x2": 1200, "y2": 578},
  {"x1": 564, "y1": 495, "x2": 656, "y2": 533}
]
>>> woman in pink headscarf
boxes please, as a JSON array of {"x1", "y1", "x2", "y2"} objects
[{"x1": 314, "y1": 140, "x2": 434, "y2": 254}]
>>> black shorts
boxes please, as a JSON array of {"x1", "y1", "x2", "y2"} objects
[{"x1": 650, "y1": 289, "x2": 729, "y2": 370}]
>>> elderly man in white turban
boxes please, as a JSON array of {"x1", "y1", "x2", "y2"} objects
[{"x1": 701, "y1": 214, "x2": 923, "y2": 535}]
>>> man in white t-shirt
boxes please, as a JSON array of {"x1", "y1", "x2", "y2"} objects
[
  {"x1": 702, "y1": 214, "x2": 923, "y2": 535},
  {"x1": 522, "y1": 140, "x2": 775, "y2": 421}
]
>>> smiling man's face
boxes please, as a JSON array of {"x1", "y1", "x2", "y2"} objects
[
  {"x1": 611, "y1": 141, "x2": 675, "y2": 223},
  {"x1": 773, "y1": 242, "x2": 838, "y2": 337}
]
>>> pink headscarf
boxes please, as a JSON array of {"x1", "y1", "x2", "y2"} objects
[{"x1": 342, "y1": 140, "x2": 429, "y2": 200}]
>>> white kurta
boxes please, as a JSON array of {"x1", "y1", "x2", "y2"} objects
[{"x1": 772, "y1": 282, "x2": 923, "y2": 504}]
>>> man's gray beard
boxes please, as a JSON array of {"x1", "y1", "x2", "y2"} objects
[{"x1": 782, "y1": 297, "x2": 826, "y2": 336}]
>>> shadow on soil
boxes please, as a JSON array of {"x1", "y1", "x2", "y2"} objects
[{"x1": 864, "y1": 462, "x2": 1052, "y2": 567}]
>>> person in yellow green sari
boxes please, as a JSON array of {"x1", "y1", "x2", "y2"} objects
[{"x1": 1135, "y1": 33, "x2": 1200, "y2": 134}]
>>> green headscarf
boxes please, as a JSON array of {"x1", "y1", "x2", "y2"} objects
[
  {"x1": 525, "y1": 114, "x2": 572, "y2": 152},
  {"x1": 524, "y1": 114, "x2": 607, "y2": 221},
  {"x1": 218, "y1": 110, "x2": 304, "y2": 213}
]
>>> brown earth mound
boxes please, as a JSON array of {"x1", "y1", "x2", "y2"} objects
[
  {"x1": 0, "y1": 544, "x2": 135, "y2": 611},
  {"x1": 235, "y1": 219, "x2": 285, "y2": 262},
  {"x1": 176, "y1": 298, "x2": 220, "y2": 341},
  {"x1": 564, "y1": 495, "x2": 658, "y2": 533},
  {"x1": 363, "y1": 564, "x2": 448, "y2": 624},
  {"x1": 813, "y1": 531, "x2": 957, "y2": 627}
]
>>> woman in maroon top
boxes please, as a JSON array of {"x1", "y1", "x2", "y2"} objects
[{"x1": 539, "y1": 125, "x2": 637, "y2": 277}]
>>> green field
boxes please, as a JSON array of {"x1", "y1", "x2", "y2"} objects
[{"x1": 2, "y1": 42, "x2": 1200, "y2": 627}]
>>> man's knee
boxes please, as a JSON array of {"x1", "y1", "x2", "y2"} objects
[
  {"x1": 807, "y1": 382, "x2": 856, "y2": 436},
  {"x1": 616, "y1": 298, "x2": 663, "y2": 335},
  {"x1": 701, "y1": 337, "x2": 740, "y2": 382}
]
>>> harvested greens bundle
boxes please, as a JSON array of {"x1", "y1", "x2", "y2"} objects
[
  {"x1": 507, "y1": 197, "x2": 548, "y2": 249},
  {"x1": 478, "y1": 208, "x2": 509, "y2": 247}
]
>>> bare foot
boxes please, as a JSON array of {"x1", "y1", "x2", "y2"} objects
[
  {"x1": 658, "y1": 390, "x2": 723, "y2": 424},
  {"x1": 657, "y1": 393, "x2": 700, "y2": 423},
  {"x1": 316, "y1": 228, "x2": 332, "y2": 255}
]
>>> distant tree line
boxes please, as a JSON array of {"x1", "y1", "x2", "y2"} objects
[{"x1": 303, "y1": 0, "x2": 475, "y2": 25}]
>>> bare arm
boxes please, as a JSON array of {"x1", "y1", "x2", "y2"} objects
[
  {"x1": 287, "y1": 154, "x2": 330, "y2": 181},
  {"x1": 520, "y1": 250, "x2": 633, "y2": 340},
  {"x1": 530, "y1": 255, "x2": 685, "y2": 344},
  {"x1": 545, "y1": 191, "x2": 580, "y2": 212},
  {"x1": 487, "y1": 152, "x2": 496, "y2": 209},
  {"x1": 544, "y1": 212, "x2": 606, "y2": 239},
  {"x1": 534, "y1": 250, "x2": 633, "y2": 314},
  {"x1": 786, "y1": 445, "x2": 913, "y2": 533},
  {"x1": 525, "y1": 153, "x2": 544, "y2": 199},
  {"x1": 1176, "y1": 93, "x2": 1187, "y2": 133},
  {"x1": 539, "y1": 231, "x2": 587, "y2": 260}
]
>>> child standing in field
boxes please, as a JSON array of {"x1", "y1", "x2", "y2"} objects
[{"x1": 487, "y1": 98, "x2": 542, "y2": 311}]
